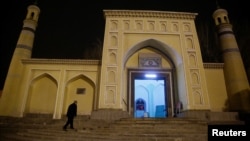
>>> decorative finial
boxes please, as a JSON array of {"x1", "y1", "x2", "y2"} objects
[
  {"x1": 34, "y1": 0, "x2": 38, "y2": 5},
  {"x1": 216, "y1": 0, "x2": 221, "y2": 9}
]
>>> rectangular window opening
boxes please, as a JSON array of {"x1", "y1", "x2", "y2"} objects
[{"x1": 76, "y1": 88, "x2": 86, "y2": 95}]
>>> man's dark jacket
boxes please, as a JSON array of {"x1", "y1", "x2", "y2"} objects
[{"x1": 66, "y1": 103, "x2": 77, "y2": 118}]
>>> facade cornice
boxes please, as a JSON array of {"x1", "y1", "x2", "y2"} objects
[
  {"x1": 203, "y1": 63, "x2": 224, "y2": 69},
  {"x1": 22, "y1": 59, "x2": 101, "y2": 65},
  {"x1": 103, "y1": 10, "x2": 198, "y2": 20}
]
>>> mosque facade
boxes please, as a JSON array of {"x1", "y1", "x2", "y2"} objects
[{"x1": 0, "y1": 3, "x2": 249, "y2": 121}]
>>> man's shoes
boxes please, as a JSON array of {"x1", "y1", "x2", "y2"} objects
[
  {"x1": 70, "y1": 127, "x2": 77, "y2": 131},
  {"x1": 63, "y1": 127, "x2": 67, "y2": 131}
]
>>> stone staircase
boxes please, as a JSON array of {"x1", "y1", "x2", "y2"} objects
[
  {"x1": 0, "y1": 112, "x2": 246, "y2": 141},
  {"x1": 0, "y1": 114, "x2": 210, "y2": 141}
]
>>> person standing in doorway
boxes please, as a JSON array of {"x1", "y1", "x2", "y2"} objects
[
  {"x1": 175, "y1": 101, "x2": 182, "y2": 116},
  {"x1": 63, "y1": 100, "x2": 77, "y2": 131}
]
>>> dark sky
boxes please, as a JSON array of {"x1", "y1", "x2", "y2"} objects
[{"x1": 1, "y1": 0, "x2": 249, "y2": 89}]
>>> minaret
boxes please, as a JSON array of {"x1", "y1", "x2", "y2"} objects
[
  {"x1": 212, "y1": 4, "x2": 250, "y2": 113},
  {"x1": 0, "y1": 3, "x2": 40, "y2": 116}
]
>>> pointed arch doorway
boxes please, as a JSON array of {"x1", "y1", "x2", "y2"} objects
[{"x1": 128, "y1": 69, "x2": 174, "y2": 118}]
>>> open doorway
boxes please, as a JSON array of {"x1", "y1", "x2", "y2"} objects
[
  {"x1": 134, "y1": 79, "x2": 166, "y2": 118},
  {"x1": 128, "y1": 69, "x2": 174, "y2": 118}
]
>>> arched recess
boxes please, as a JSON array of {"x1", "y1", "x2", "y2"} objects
[
  {"x1": 123, "y1": 38, "x2": 187, "y2": 111},
  {"x1": 63, "y1": 74, "x2": 96, "y2": 115},
  {"x1": 25, "y1": 73, "x2": 57, "y2": 115}
]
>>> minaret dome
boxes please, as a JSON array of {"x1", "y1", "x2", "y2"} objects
[
  {"x1": 212, "y1": 8, "x2": 230, "y2": 25},
  {"x1": 26, "y1": 5, "x2": 40, "y2": 21}
]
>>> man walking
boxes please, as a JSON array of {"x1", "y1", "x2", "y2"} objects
[{"x1": 63, "y1": 100, "x2": 77, "y2": 131}]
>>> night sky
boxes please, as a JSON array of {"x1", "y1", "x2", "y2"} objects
[{"x1": 1, "y1": 0, "x2": 249, "y2": 89}]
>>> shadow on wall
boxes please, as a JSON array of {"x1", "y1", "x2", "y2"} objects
[{"x1": 224, "y1": 89, "x2": 250, "y2": 113}]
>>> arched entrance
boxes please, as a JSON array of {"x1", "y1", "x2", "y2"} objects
[{"x1": 122, "y1": 39, "x2": 186, "y2": 118}]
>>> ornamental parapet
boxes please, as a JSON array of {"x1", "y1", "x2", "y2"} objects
[
  {"x1": 203, "y1": 63, "x2": 224, "y2": 69},
  {"x1": 104, "y1": 10, "x2": 197, "y2": 20},
  {"x1": 22, "y1": 59, "x2": 101, "y2": 65}
]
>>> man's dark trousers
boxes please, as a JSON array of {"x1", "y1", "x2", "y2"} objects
[{"x1": 63, "y1": 116, "x2": 74, "y2": 129}]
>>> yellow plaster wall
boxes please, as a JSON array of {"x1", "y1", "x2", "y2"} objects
[
  {"x1": 25, "y1": 75, "x2": 57, "y2": 113},
  {"x1": 123, "y1": 34, "x2": 181, "y2": 56},
  {"x1": 204, "y1": 67, "x2": 228, "y2": 111},
  {"x1": 19, "y1": 59, "x2": 100, "y2": 118}
]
